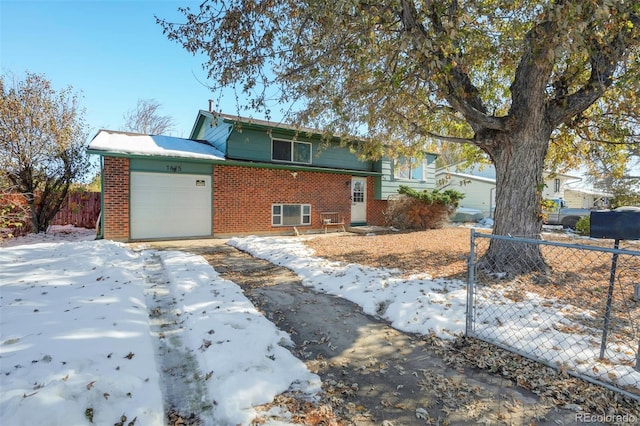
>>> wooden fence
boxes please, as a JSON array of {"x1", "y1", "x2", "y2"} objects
[
  {"x1": 1, "y1": 191, "x2": 101, "y2": 235},
  {"x1": 51, "y1": 192, "x2": 101, "y2": 229}
]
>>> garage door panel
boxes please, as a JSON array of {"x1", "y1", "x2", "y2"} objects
[{"x1": 130, "y1": 172, "x2": 212, "y2": 239}]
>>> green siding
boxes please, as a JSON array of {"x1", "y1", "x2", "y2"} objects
[
  {"x1": 226, "y1": 127, "x2": 370, "y2": 171},
  {"x1": 190, "y1": 112, "x2": 439, "y2": 196},
  {"x1": 192, "y1": 115, "x2": 231, "y2": 155},
  {"x1": 130, "y1": 158, "x2": 212, "y2": 174},
  {"x1": 202, "y1": 120, "x2": 231, "y2": 154}
]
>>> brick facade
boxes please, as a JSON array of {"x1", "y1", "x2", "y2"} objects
[
  {"x1": 102, "y1": 157, "x2": 130, "y2": 241},
  {"x1": 366, "y1": 175, "x2": 388, "y2": 227},
  {"x1": 213, "y1": 165, "x2": 359, "y2": 235},
  {"x1": 99, "y1": 158, "x2": 388, "y2": 240}
]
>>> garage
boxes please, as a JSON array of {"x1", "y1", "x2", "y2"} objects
[{"x1": 130, "y1": 172, "x2": 212, "y2": 239}]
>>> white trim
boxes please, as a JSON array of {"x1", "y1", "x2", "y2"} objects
[
  {"x1": 271, "y1": 138, "x2": 312, "y2": 164},
  {"x1": 394, "y1": 157, "x2": 428, "y2": 181},
  {"x1": 271, "y1": 204, "x2": 311, "y2": 226}
]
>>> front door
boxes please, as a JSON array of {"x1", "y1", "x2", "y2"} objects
[{"x1": 351, "y1": 177, "x2": 367, "y2": 224}]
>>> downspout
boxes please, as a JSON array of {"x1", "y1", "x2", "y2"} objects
[{"x1": 96, "y1": 156, "x2": 104, "y2": 239}]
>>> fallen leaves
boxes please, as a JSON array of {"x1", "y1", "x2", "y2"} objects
[
  {"x1": 415, "y1": 407, "x2": 429, "y2": 419},
  {"x1": 435, "y1": 335, "x2": 640, "y2": 419},
  {"x1": 199, "y1": 339, "x2": 212, "y2": 351}
]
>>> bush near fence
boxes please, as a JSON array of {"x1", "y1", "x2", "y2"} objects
[
  {"x1": 467, "y1": 231, "x2": 640, "y2": 400},
  {"x1": 0, "y1": 191, "x2": 100, "y2": 238},
  {"x1": 0, "y1": 192, "x2": 32, "y2": 238}
]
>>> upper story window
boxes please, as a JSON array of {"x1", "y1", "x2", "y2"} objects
[
  {"x1": 554, "y1": 178, "x2": 561, "y2": 192},
  {"x1": 394, "y1": 157, "x2": 427, "y2": 181},
  {"x1": 272, "y1": 139, "x2": 312, "y2": 164}
]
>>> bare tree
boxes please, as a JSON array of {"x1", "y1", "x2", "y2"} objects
[
  {"x1": 123, "y1": 98, "x2": 175, "y2": 134},
  {"x1": 0, "y1": 72, "x2": 90, "y2": 233}
]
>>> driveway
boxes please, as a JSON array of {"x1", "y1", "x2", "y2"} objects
[{"x1": 144, "y1": 239, "x2": 585, "y2": 425}]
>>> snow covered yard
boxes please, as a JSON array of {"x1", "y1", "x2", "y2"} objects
[
  {"x1": 0, "y1": 227, "x2": 320, "y2": 426},
  {"x1": 231, "y1": 234, "x2": 640, "y2": 398},
  {"x1": 1, "y1": 226, "x2": 638, "y2": 426}
]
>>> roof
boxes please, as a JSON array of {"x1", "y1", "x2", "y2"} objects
[
  {"x1": 435, "y1": 169, "x2": 496, "y2": 185},
  {"x1": 87, "y1": 130, "x2": 226, "y2": 161},
  {"x1": 563, "y1": 180, "x2": 612, "y2": 197},
  {"x1": 214, "y1": 111, "x2": 323, "y2": 136},
  {"x1": 190, "y1": 110, "x2": 330, "y2": 140},
  {"x1": 436, "y1": 163, "x2": 582, "y2": 181}
]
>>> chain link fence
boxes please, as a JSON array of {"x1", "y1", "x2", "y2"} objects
[{"x1": 466, "y1": 230, "x2": 640, "y2": 400}]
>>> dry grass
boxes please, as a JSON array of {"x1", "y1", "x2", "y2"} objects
[
  {"x1": 304, "y1": 227, "x2": 640, "y2": 313},
  {"x1": 304, "y1": 227, "x2": 474, "y2": 280}
]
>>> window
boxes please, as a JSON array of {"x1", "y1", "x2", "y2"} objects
[
  {"x1": 394, "y1": 157, "x2": 426, "y2": 181},
  {"x1": 272, "y1": 139, "x2": 312, "y2": 164},
  {"x1": 554, "y1": 178, "x2": 561, "y2": 193},
  {"x1": 352, "y1": 180, "x2": 365, "y2": 203},
  {"x1": 272, "y1": 204, "x2": 311, "y2": 226}
]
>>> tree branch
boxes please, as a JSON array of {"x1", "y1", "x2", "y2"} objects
[
  {"x1": 546, "y1": 13, "x2": 640, "y2": 127},
  {"x1": 398, "y1": 0, "x2": 505, "y2": 132}
]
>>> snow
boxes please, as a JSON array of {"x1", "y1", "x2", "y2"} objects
[
  {"x1": 88, "y1": 130, "x2": 225, "y2": 161},
  {"x1": 1, "y1": 227, "x2": 638, "y2": 425},
  {"x1": 1, "y1": 227, "x2": 318, "y2": 426},
  {"x1": 228, "y1": 234, "x2": 640, "y2": 397},
  {"x1": 229, "y1": 236, "x2": 468, "y2": 340}
]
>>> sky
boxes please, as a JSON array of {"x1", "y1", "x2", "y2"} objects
[
  {"x1": 1, "y1": 227, "x2": 638, "y2": 425},
  {"x1": 0, "y1": 0, "x2": 250, "y2": 139}
]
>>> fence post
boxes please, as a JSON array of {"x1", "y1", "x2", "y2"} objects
[
  {"x1": 599, "y1": 239, "x2": 620, "y2": 360},
  {"x1": 466, "y1": 228, "x2": 476, "y2": 336}
]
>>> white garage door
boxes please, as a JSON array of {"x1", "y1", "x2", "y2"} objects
[{"x1": 131, "y1": 172, "x2": 212, "y2": 239}]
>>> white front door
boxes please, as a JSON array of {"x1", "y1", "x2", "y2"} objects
[{"x1": 351, "y1": 177, "x2": 367, "y2": 224}]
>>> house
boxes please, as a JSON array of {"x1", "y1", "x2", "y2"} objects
[
  {"x1": 435, "y1": 163, "x2": 609, "y2": 218},
  {"x1": 88, "y1": 111, "x2": 437, "y2": 241}
]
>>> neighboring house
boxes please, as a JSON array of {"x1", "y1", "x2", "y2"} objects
[
  {"x1": 435, "y1": 164, "x2": 497, "y2": 218},
  {"x1": 562, "y1": 180, "x2": 611, "y2": 209},
  {"x1": 88, "y1": 111, "x2": 437, "y2": 241},
  {"x1": 435, "y1": 163, "x2": 608, "y2": 217}
]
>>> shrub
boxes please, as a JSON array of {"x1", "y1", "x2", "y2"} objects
[
  {"x1": 384, "y1": 185, "x2": 465, "y2": 230},
  {"x1": 575, "y1": 215, "x2": 590, "y2": 236},
  {"x1": 0, "y1": 190, "x2": 31, "y2": 240}
]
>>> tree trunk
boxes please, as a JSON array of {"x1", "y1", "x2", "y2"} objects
[{"x1": 479, "y1": 128, "x2": 551, "y2": 276}]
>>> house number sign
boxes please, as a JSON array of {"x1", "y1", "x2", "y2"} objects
[{"x1": 166, "y1": 165, "x2": 182, "y2": 172}]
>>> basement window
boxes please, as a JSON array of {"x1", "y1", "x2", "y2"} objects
[{"x1": 272, "y1": 204, "x2": 311, "y2": 226}]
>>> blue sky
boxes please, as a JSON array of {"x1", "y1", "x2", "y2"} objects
[{"x1": 1, "y1": 0, "x2": 249, "y2": 139}]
